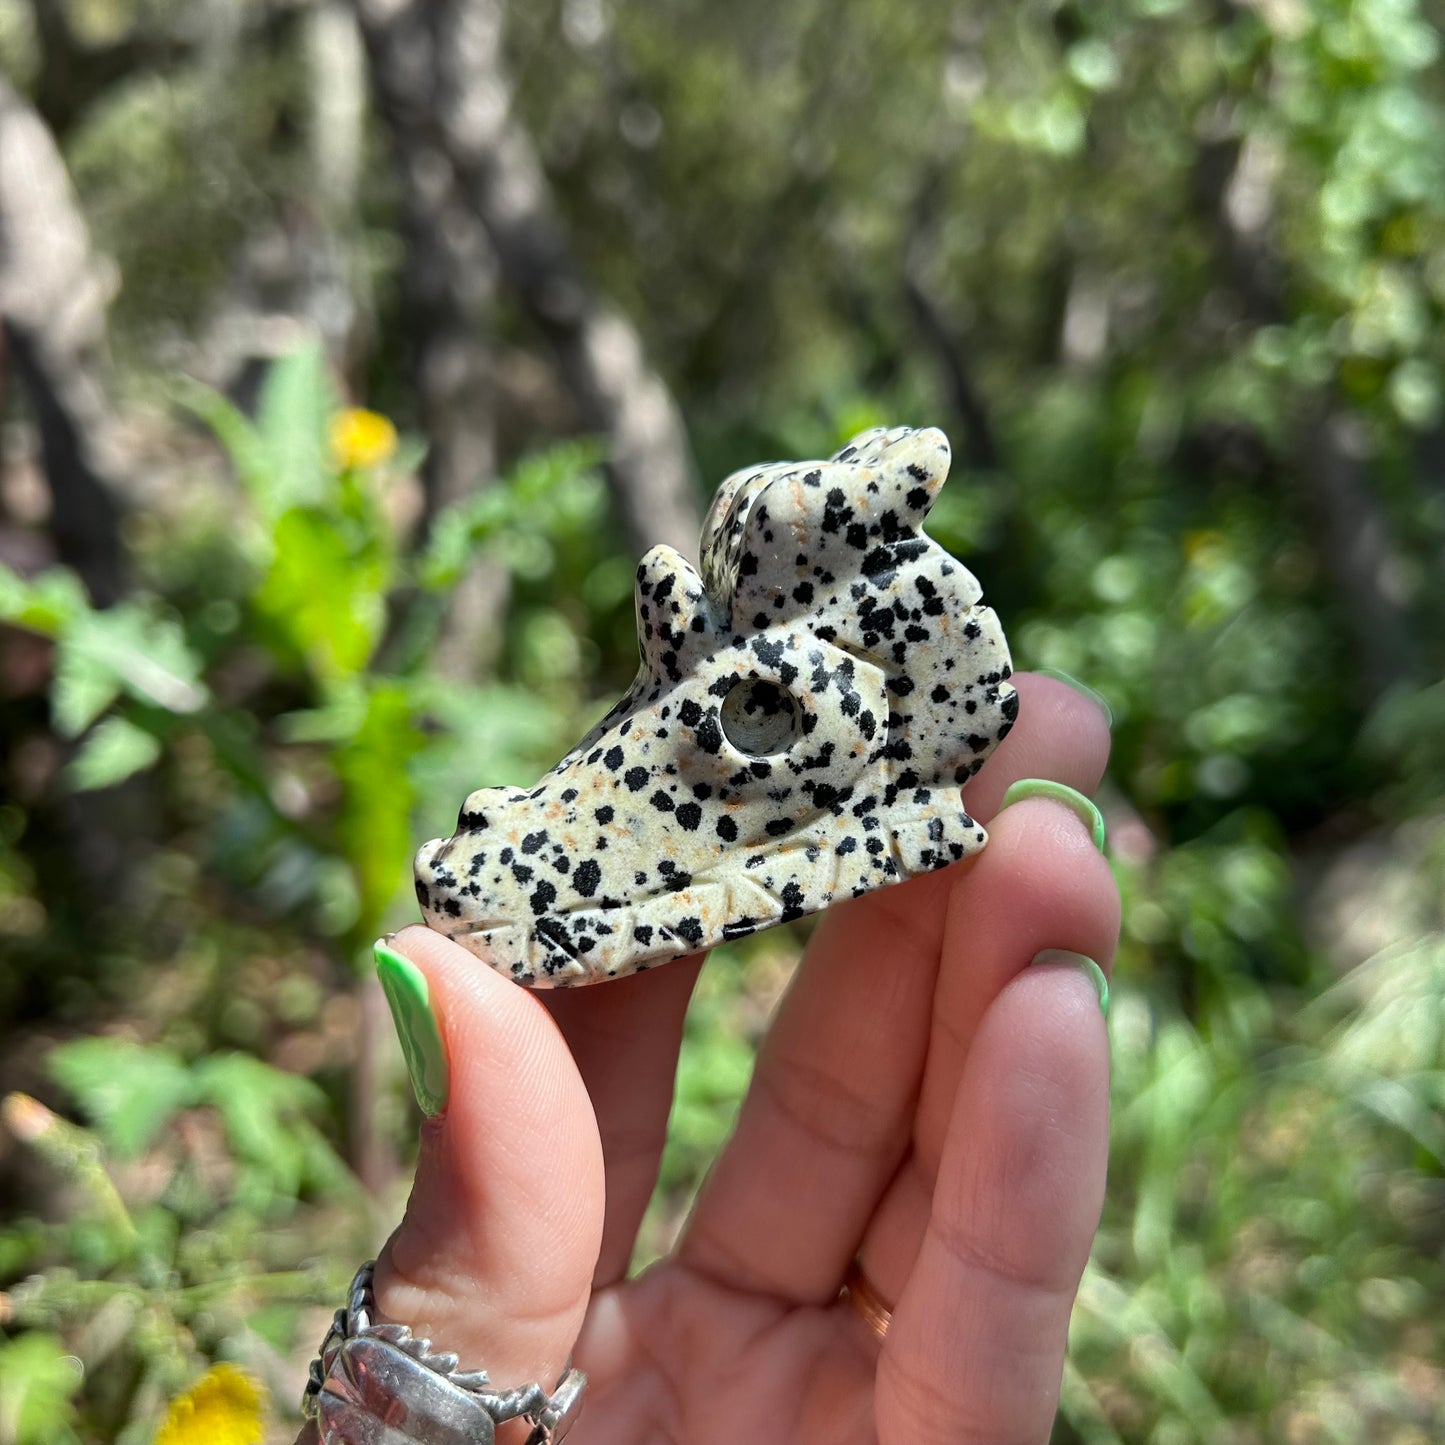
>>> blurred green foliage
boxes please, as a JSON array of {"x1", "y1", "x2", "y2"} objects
[{"x1": 1, "y1": 0, "x2": 1443, "y2": 1440}]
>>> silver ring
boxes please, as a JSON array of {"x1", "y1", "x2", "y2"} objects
[{"x1": 303, "y1": 1261, "x2": 586, "y2": 1444}]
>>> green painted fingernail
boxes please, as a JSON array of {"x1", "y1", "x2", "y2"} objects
[
  {"x1": 1031, "y1": 949, "x2": 1110, "y2": 1018},
  {"x1": 376, "y1": 941, "x2": 448, "y2": 1116},
  {"x1": 1034, "y1": 669, "x2": 1113, "y2": 728},
  {"x1": 1000, "y1": 779, "x2": 1107, "y2": 852}
]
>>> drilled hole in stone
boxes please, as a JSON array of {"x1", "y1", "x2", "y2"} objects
[{"x1": 719, "y1": 679, "x2": 802, "y2": 755}]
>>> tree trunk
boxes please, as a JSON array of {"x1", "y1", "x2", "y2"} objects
[
  {"x1": 353, "y1": 0, "x2": 702, "y2": 561},
  {"x1": 0, "y1": 78, "x2": 126, "y2": 605}
]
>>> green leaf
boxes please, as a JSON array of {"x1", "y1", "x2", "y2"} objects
[
  {"x1": 177, "y1": 342, "x2": 338, "y2": 526},
  {"x1": 418, "y1": 440, "x2": 605, "y2": 591},
  {"x1": 52, "y1": 602, "x2": 208, "y2": 737},
  {"x1": 48, "y1": 1038, "x2": 196, "y2": 1157},
  {"x1": 173, "y1": 378, "x2": 274, "y2": 512},
  {"x1": 333, "y1": 681, "x2": 424, "y2": 936},
  {"x1": 67, "y1": 717, "x2": 163, "y2": 791},
  {"x1": 255, "y1": 509, "x2": 388, "y2": 680},
  {"x1": 0, "y1": 565, "x2": 88, "y2": 637},
  {"x1": 192, "y1": 1053, "x2": 344, "y2": 1204},
  {"x1": 0, "y1": 1334, "x2": 83, "y2": 1445},
  {"x1": 258, "y1": 339, "x2": 335, "y2": 516},
  {"x1": 50, "y1": 641, "x2": 122, "y2": 739}
]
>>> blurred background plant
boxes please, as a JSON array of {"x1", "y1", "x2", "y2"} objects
[{"x1": 0, "y1": 0, "x2": 1441, "y2": 1440}]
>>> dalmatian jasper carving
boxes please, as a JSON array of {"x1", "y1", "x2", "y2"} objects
[{"x1": 415, "y1": 425, "x2": 1016, "y2": 985}]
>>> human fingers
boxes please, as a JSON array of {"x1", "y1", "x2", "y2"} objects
[
  {"x1": 676, "y1": 672, "x2": 1109, "y2": 1305},
  {"x1": 369, "y1": 926, "x2": 604, "y2": 1390},
  {"x1": 875, "y1": 960, "x2": 1110, "y2": 1445},
  {"x1": 962, "y1": 670, "x2": 1111, "y2": 824},
  {"x1": 542, "y1": 955, "x2": 704, "y2": 1287},
  {"x1": 857, "y1": 791, "x2": 1119, "y2": 1298}
]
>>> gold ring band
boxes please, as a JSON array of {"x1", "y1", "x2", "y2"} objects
[{"x1": 842, "y1": 1259, "x2": 892, "y2": 1342}]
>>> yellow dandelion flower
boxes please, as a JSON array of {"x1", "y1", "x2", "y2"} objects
[
  {"x1": 154, "y1": 1364, "x2": 265, "y2": 1445},
  {"x1": 330, "y1": 407, "x2": 398, "y2": 470}
]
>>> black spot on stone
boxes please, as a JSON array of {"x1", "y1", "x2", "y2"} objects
[
  {"x1": 716, "y1": 815, "x2": 739, "y2": 841},
  {"x1": 624, "y1": 766, "x2": 649, "y2": 791},
  {"x1": 780, "y1": 881, "x2": 806, "y2": 919},
  {"x1": 574, "y1": 859, "x2": 602, "y2": 897},
  {"x1": 522, "y1": 831, "x2": 547, "y2": 855},
  {"x1": 675, "y1": 802, "x2": 703, "y2": 831}
]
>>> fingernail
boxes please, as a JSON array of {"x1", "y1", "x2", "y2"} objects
[
  {"x1": 1034, "y1": 668, "x2": 1113, "y2": 728},
  {"x1": 1031, "y1": 949, "x2": 1109, "y2": 1018},
  {"x1": 375, "y1": 940, "x2": 448, "y2": 1116},
  {"x1": 1000, "y1": 778, "x2": 1107, "y2": 852}
]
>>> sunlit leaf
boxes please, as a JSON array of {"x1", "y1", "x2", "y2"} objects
[
  {"x1": 257, "y1": 339, "x2": 335, "y2": 517},
  {"x1": 0, "y1": 565, "x2": 89, "y2": 637},
  {"x1": 0, "y1": 1333, "x2": 83, "y2": 1445},
  {"x1": 192, "y1": 1053, "x2": 343, "y2": 1204},
  {"x1": 52, "y1": 603, "x2": 208, "y2": 737},
  {"x1": 67, "y1": 717, "x2": 163, "y2": 791},
  {"x1": 254, "y1": 509, "x2": 388, "y2": 680},
  {"x1": 48, "y1": 1038, "x2": 196, "y2": 1157},
  {"x1": 333, "y1": 681, "x2": 424, "y2": 937}
]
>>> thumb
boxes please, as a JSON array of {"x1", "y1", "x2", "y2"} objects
[{"x1": 370, "y1": 925, "x2": 604, "y2": 1389}]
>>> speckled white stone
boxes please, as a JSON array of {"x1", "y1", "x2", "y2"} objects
[{"x1": 415, "y1": 425, "x2": 1016, "y2": 985}]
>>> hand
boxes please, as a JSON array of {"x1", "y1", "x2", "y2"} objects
[{"x1": 330, "y1": 672, "x2": 1116, "y2": 1444}]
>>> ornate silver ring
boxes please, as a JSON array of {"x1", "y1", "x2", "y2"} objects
[{"x1": 302, "y1": 1261, "x2": 586, "y2": 1444}]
